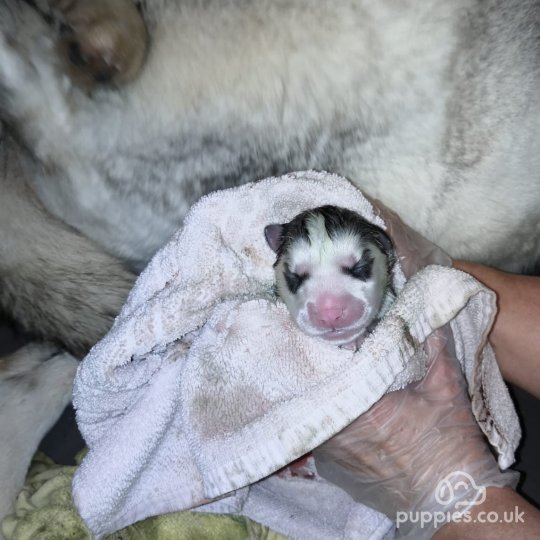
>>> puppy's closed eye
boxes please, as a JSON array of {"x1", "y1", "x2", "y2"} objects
[
  {"x1": 284, "y1": 265, "x2": 309, "y2": 294},
  {"x1": 342, "y1": 250, "x2": 374, "y2": 281}
]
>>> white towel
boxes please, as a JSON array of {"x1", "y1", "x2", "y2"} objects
[{"x1": 72, "y1": 171, "x2": 520, "y2": 539}]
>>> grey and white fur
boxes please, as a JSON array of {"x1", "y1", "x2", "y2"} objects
[
  {"x1": 1, "y1": 0, "x2": 540, "y2": 525},
  {"x1": 265, "y1": 206, "x2": 395, "y2": 350},
  {"x1": 1, "y1": 0, "x2": 540, "y2": 353}
]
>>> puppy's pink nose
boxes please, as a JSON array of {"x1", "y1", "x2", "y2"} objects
[
  {"x1": 311, "y1": 305, "x2": 344, "y2": 328},
  {"x1": 308, "y1": 294, "x2": 364, "y2": 329}
]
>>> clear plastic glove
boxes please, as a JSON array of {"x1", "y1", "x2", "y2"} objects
[
  {"x1": 371, "y1": 198, "x2": 452, "y2": 276},
  {"x1": 313, "y1": 202, "x2": 517, "y2": 539}
]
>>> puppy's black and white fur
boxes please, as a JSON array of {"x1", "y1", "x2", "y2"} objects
[{"x1": 265, "y1": 206, "x2": 395, "y2": 349}]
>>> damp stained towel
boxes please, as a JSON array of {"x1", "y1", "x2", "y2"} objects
[{"x1": 72, "y1": 171, "x2": 520, "y2": 538}]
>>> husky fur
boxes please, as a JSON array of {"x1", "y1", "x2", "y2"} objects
[
  {"x1": 2, "y1": 1, "x2": 540, "y2": 279},
  {"x1": 1, "y1": 0, "x2": 540, "y2": 527}
]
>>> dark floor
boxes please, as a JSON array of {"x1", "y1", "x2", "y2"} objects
[
  {"x1": 1, "y1": 316, "x2": 539, "y2": 506},
  {"x1": 511, "y1": 385, "x2": 540, "y2": 505}
]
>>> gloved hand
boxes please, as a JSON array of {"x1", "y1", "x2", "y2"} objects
[
  {"x1": 371, "y1": 198, "x2": 452, "y2": 277},
  {"x1": 313, "y1": 202, "x2": 517, "y2": 539}
]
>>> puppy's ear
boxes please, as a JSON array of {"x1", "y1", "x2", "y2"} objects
[
  {"x1": 373, "y1": 229, "x2": 393, "y2": 255},
  {"x1": 373, "y1": 229, "x2": 396, "y2": 269},
  {"x1": 264, "y1": 224, "x2": 284, "y2": 253}
]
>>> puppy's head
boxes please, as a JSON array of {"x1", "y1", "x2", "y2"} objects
[{"x1": 265, "y1": 206, "x2": 394, "y2": 346}]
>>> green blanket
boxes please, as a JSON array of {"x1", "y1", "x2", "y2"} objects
[{"x1": 2, "y1": 453, "x2": 286, "y2": 540}]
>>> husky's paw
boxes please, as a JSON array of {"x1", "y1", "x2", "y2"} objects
[
  {"x1": 0, "y1": 343, "x2": 78, "y2": 521},
  {"x1": 53, "y1": 0, "x2": 148, "y2": 89},
  {"x1": 0, "y1": 343, "x2": 76, "y2": 380}
]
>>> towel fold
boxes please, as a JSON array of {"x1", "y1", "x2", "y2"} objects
[{"x1": 72, "y1": 171, "x2": 520, "y2": 539}]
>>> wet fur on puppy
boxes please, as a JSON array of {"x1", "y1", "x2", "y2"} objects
[{"x1": 265, "y1": 206, "x2": 396, "y2": 349}]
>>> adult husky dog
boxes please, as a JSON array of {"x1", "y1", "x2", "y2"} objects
[{"x1": 0, "y1": 0, "x2": 539, "y2": 523}]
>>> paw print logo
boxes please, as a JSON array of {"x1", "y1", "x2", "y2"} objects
[{"x1": 435, "y1": 471, "x2": 486, "y2": 510}]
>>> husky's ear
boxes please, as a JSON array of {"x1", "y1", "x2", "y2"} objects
[{"x1": 264, "y1": 224, "x2": 284, "y2": 253}]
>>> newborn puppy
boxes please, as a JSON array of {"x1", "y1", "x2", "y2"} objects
[{"x1": 265, "y1": 205, "x2": 395, "y2": 350}]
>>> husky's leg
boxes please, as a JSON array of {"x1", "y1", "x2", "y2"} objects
[
  {"x1": 0, "y1": 130, "x2": 134, "y2": 357},
  {"x1": 0, "y1": 0, "x2": 145, "y2": 159},
  {"x1": 0, "y1": 1, "x2": 79, "y2": 164},
  {"x1": 0, "y1": 343, "x2": 78, "y2": 524}
]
